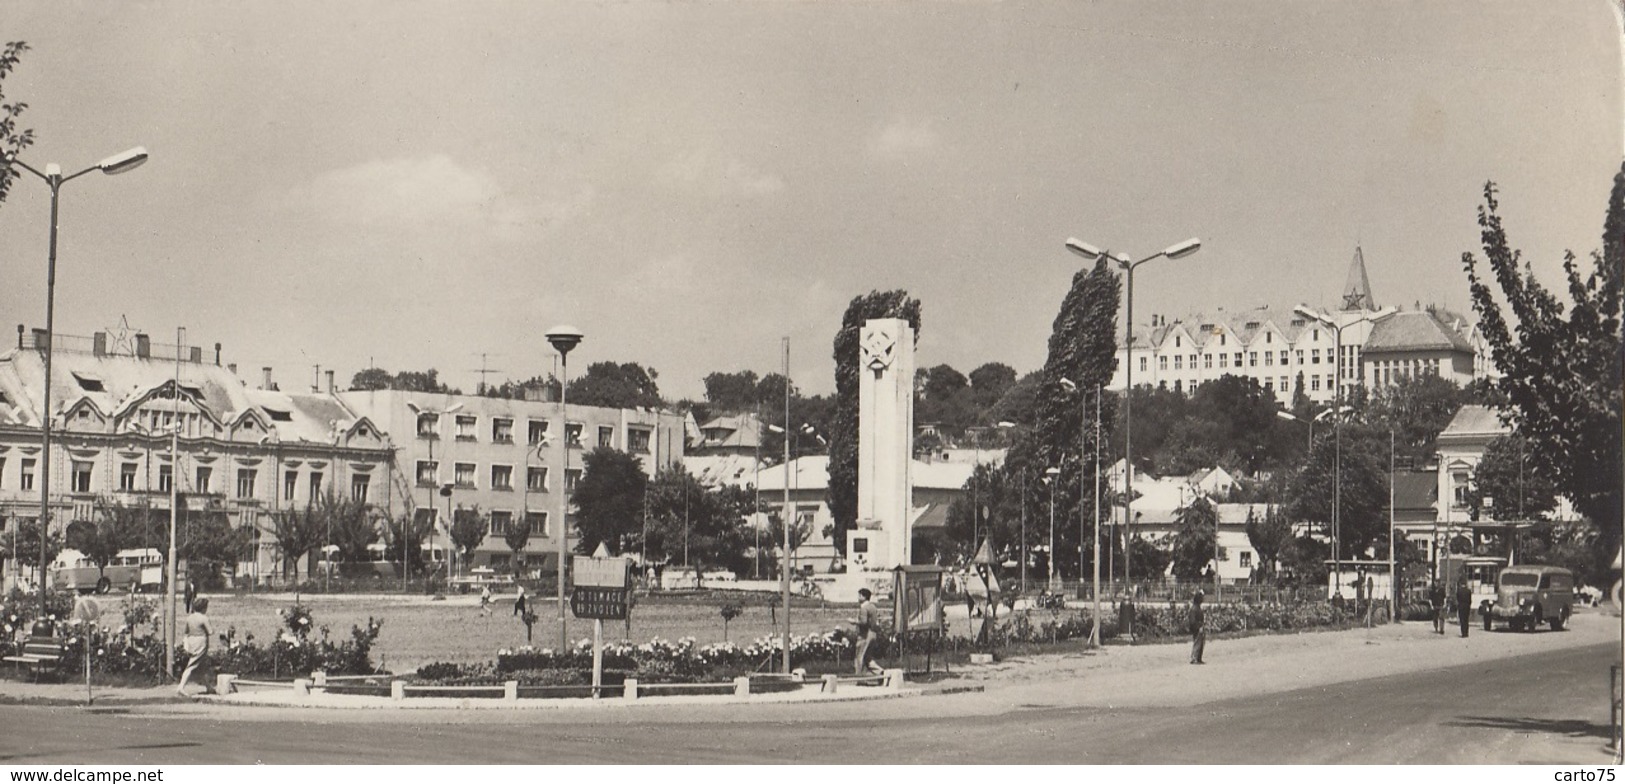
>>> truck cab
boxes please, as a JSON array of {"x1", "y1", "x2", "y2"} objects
[{"x1": 1482, "y1": 565, "x2": 1574, "y2": 632}]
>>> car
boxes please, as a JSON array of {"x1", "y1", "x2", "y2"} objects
[{"x1": 1481, "y1": 565, "x2": 1575, "y2": 632}]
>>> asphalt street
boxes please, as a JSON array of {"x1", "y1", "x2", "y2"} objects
[{"x1": 1, "y1": 641, "x2": 1615, "y2": 764}]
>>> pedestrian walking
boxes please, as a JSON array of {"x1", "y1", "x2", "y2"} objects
[
  {"x1": 479, "y1": 585, "x2": 492, "y2": 616},
  {"x1": 851, "y1": 588, "x2": 884, "y2": 675},
  {"x1": 513, "y1": 585, "x2": 528, "y2": 617},
  {"x1": 1429, "y1": 582, "x2": 1446, "y2": 634},
  {"x1": 183, "y1": 578, "x2": 198, "y2": 614},
  {"x1": 1189, "y1": 590, "x2": 1207, "y2": 665},
  {"x1": 1455, "y1": 578, "x2": 1472, "y2": 638},
  {"x1": 176, "y1": 597, "x2": 214, "y2": 697}
]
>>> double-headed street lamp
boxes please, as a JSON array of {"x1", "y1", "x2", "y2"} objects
[
  {"x1": 1059, "y1": 377, "x2": 1105, "y2": 647},
  {"x1": 1065, "y1": 235, "x2": 1201, "y2": 600},
  {"x1": 1317, "y1": 312, "x2": 1380, "y2": 595},
  {"x1": 5, "y1": 146, "x2": 149, "y2": 614},
  {"x1": 545, "y1": 325, "x2": 584, "y2": 653}
]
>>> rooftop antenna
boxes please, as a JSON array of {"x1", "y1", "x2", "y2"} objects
[{"x1": 470, "y1": 352, "x2": 504, "y2": 395}]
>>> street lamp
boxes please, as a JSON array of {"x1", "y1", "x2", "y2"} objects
[
  {"x1": 994, "y1": 421, "x2": 1021, "y2": 593},
  {"x1": 1043, "y1": 467, "x2": 1059, "y2": 589},
  {"x1": 406, "y1": 400, "x2": 463, "y2": 589},
  {"x1": 545, "y1": 325, "x2": 584, "y2": 653},
  {"x1": 1315, "y1": 312, "x2": 1380, "y2": 596},
  {"x1": 1066, "y1": 235, "x2": 1201, "y2": 601},
  {"x1": 5, "y1": 146, "x2": 149, "y2": 615}
]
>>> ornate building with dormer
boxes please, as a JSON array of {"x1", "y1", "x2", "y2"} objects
[
  {"x1": 1107, "y1": 248, "x2": 1492, "y2": 405},
  {"x1": 0, "y1": 325, "x2": 395, "y2": 588}
]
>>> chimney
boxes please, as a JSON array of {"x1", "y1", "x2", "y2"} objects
[
  {"x1": 326, "y1": 370, "x2": 336, "y2": 394},
  {"x1": 214, "y1": 343, "x2": 222, "y2": 366},
  {"x1": 227, "y1": 363, "x2": 238, "y2": 376},
  {"x1": 17, "y1": 324, "x2": 24, "y2": 350},
  {"x1": 93, "y1": 332, "x2": 108, "y2": 357},
  {"x1": 135, "y1": 333, "x2": 150, "y2": 359},
  {"x1": 262, "y1": 367, "x2": 273, "y2": 391}
]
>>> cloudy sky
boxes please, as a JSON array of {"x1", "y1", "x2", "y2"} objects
[{"x1": 2, "y1": 1, "x2": 1619, "y2": 399}]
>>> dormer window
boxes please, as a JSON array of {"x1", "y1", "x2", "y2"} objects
[
  {"x1": 72, "y1": 373, "x2": 104, "y2": 392},
  {"x1": 265, "y1": 408, "x2": 293, "y2": 422}
]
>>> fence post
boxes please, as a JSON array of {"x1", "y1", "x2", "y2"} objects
[
  {"x1": 623, "y1": 678, "x2": 638, "y2": 701},
  {"x1": 504, "y1": 680, "x2": 518, "y2": 702},
  {"x1": 390, "y1": 680, "x2": 405, "y2": 701},
  {"x1": 734, "y1": 676, "x2": 750, "y2": 697}
]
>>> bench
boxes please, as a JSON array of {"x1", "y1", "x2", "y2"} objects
[{"x1": 4, "y1": 636, "x2": 68, "y2": 681}]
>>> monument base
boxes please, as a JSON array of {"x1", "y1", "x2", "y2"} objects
[{"x1": 805, "y1": 571, "x2": 894, "y2": 604}]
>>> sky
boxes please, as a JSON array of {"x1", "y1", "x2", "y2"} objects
[{"x1": 2, "y1": 1, "x2": 1620, "y2": 401}]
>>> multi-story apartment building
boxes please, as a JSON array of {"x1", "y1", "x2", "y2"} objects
[
  {"x1": 1108, "y1": 248, "x2": 1489, "y2": 404},
  {"x1": 0, "y1": 327, "x2": 394, "y2": 588},
  {"x1": 337, "y1": 389, "x2": 687, "y2": 573}
]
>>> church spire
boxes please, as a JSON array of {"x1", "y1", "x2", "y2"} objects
[{"x1": 1340, "y1": 245, "x2": 1376, "y2": 311}]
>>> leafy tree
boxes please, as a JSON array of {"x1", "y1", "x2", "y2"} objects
[
  {"x1": 986, "y1": 372, "x2": 1042, "y2": 426},
  {"x1": 572, "y1": 447, "x2": 649, "y2": 555},
  {"x1": 644, "y1": 467, "x2": 753, "y2": 575},
  {"x1": 503, "y1": 515, "x2": 532, "y2": 574},
  {"x1": 1466, "y1": 435, "x2": 1559, "y2": 522},
  {"x1": 179, "y1": 510, "x2": 254, "y2": 584},
  {"x1": 703, "y1": 370, "x2": 760, "y2": 413},
  {"x1": 450, "y1": 508, "x2": 487, "y2": 569},
  {"x1": 1185, "y1": 375, "x2": 1281, "y2": 474},
  {"x1": 1462, "y1": 165, "x2": 1623, "y2": 559},
  {"x1": 349, "y1": 367, "x2": 392, "y2": 391},
  {"x1": 381, "y1": 511, "x2": 432, "y2": 577},
  {"x1": 348, "y1": 367, "x2": 458, "y2": 394},
  {"x1": 1517, "y1": 520, "x2": 1607, "y2": 587},
  {"x1": 567, "y1": 361, "x2": 662, "y2": 409},
  {"x1": 1168, "y1": 496, "x2": 1223, "y2": 580},
  {"x1": 2, "y1": 517, "x2": 60, "y2": 575},
  {"x1": 827, "y1": 290, "x2": 922, "y2": 555},
  {"x1": 968, "y1": 362, "x2": 1019, "y2": 413},
  {"x1": 483, "y1": 375, "x2": 557, "y2": 401},
  {"x1": 66, "y1": 517, "x2": 124, "y2": 579},
  {"x1": 0, "y1": 41, "x2": 37, "y2": 208},
  {"x1": 1244, "y1": 505, "x2": 1292, "y2": 575},
  {"x1": 1279, "y1": 535, "x2": 1329, "y2": 587},
  {"x1": 1365, "y1": 374, "x2": 1471, "y2": 467},
  {"x1": 271, "y1": 506, "x2": 325, "y2": 581},
  {"x1": 1285, "y1": 424, "x2": 1390, "y2": 559},
  {"x1": 1127, "y1": 536, "x2": 1171, "y2": 584}
]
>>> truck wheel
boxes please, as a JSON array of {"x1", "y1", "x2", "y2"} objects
[
  {"x1": 95, "y1": 577, "x2": 111, "y2": 594},
  {"x1": 1550, "y1": 607, "x2": 1568, "y2": 631}
]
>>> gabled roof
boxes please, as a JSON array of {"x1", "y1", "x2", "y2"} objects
[{"x1": 1362, "y1": 310, "x2": 1474, "y2": 354}]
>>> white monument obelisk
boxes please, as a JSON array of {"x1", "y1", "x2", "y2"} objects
[{"x1": 851, "y1": 318, "x2": 915, "y2": 571}]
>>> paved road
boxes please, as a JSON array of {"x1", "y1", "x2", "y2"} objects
[{"x1": 3, "y1": 641, "x2": 1615, "y2": 764}]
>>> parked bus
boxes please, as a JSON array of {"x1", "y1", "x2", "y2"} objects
[{"x1": 51, "y1": 548, "x2": 166, "y2": 594}]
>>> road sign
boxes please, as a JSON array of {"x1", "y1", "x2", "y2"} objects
[
  {"x1": 573, "y1": 554, "x2": 632, "y2": 589},
  {"x1": 570, "y1": 586, "x2": 629, "y2": 620}
]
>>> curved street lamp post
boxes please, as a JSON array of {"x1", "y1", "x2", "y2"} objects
[{"x1": 545, "y1": 326, "x2": 584, "y2": 653}]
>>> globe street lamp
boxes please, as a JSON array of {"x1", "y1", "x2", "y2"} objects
[
  {"x1": 1065, "y1": 235, "x2": 1201, "y2": 601},
  {"x1": 5, "y1": 146, "x2": 148, "y2": 615},
  {"x1": 1042, "y1": 467, "x2": 1060, "y2": 589},
  {"x1": 545, "y1": 325, "x2": 584, "y2": 653}
]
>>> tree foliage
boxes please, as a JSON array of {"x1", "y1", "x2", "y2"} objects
[
  {"x1": 572, "y1": 447, "x2": 649, "y2": 555},
  {"x1": 827, "y1": 290, "x2": 922, "y2": 555},
  {"x1": 1467, "y1": 435, "x2": 1559, "y2": 522},
  {"x1": 1364, "y1": 373, "x2": 1473, "y2": 468},
  {"x1": 3, "y1": 517, "x2": 60, "y2": 571},
  {"x1": 566, "y1": 361, "x2": 663, "y2": 410},
  {"x1": 66, "y1": 518, "x2": 123, "y2": 576},
  {"x1": 0, "y1": 41, "x2": 37, "y2": 208},
  {"x1": 503, "y1": 515, "x2": 532, "y2": 570},
  {"x1": 1244, "y1": 505, "x2": 1292, "y2": 575},
  {"x1": 1463, "y1": 165, "x2": 1622, "y2": 558},
  {"x1": 381, "y1": 511, "x2": 433, "y2": 577},
  {"x1": 271, "y1": 506, "x2": 325, "y2": 580},
  {"x1": 314, "y1": 491, "x2": 378, "y2": 565},
  {"x1": 348, "y1": 367, "x2": 459, "y2": 394},
  {"x1": 643, "y1": 467, "x2": 754, "y2": 575},
  {"x1": 703, "y1": 370, "x2": 760, "y2": 412},
  {"x1": 1168, "y1": 496, "x2": 1224, "y2": 580},
  {"x1": 1284, "y1": 423, "x2": 1390, "y2": 559},
  {"x1": 450, "y1": 508, "x2": 487, "y2": 564}
]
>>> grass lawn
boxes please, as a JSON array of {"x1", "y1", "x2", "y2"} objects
[{"x1": 203, "y1": 591, "x2": 870, "y2": 672}]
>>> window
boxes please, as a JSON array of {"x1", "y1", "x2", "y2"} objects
[
  {"x1": 1240, "y1": 552, "x2": 1253, "y2": 569},
  {"x1": 491, "y1": 464, "x2": 513, "y2": 491},
  {"x1": 0, "y1": 457, "x2": 6, "y2": 489},
  {"x1": 1234, "y1": 352, "x2": 1243, "y2": 366},
  {"x1": 1265, "y1": 332, "x2": 1273, "y2": 344},
  {"x1": 1311, "y1": 349, "x2": 1320, "y2": 364},
  {"x1": 1264, "y1": 379, "x2": 1274, "y2": 391},
  {"x1": 1203, "y1": 354, "x2": 1212, "y2": 369},
  {"x1": 351, "y1": 473, "x2": 370, "y2": 503},
  {"x1": 1452, "y1": 471, "x2": 1471, "y2": 508},
  {"x1": 1311, "y1": 376, "x2": 1321, "y2": 392},
  {"x1": 1264, "y1": 352, "x2": 1273, "y2": 367},
  {"x1": 565, "y1": 468, "x2": 582, "y2": 492},
  {"x1": 159, "y1": 465, "x2": 173, "y2": 494},
  {"x1": 492, "y1": 418, "x2": 514, "y2": 444},
  {"x1": 196, "y1": 466, "x2": 212, "y2": 494},
  {"x1": 525, "y1": 511, "x2": 548, "y2": 538},
  {"x1": 1158, "y1": 356, "x2": 1168, "y2": 371},
  {"x1": 1220, "y1": 334, "x2": 1227, "y2": 346},
  {"x1": 1218, "y1": 354, "x2": 1227, "y2": 369},
  {"x1": 527, "y1": 420, "x2": 549, "y2": 446},
  {"x1": 1279, "y1": 351, "x2": 1289, "y2": 365},
  {"x1": 1138, "y1": 357, "x2": 1147, "y2": 371},
  {"x1": 72, "y1": 461, "x2": 93, "y2": 493},
  {"x1": 1296, "y1": 350, "x2": 1305, "y2": 365},
  {"x1": 1174, "y1": 380, "x2": 1183, "y2": 393},
  {"x1": 628, "y1": 428, "x2": 652, "y2": 454},
  {"x1": 566, "y1": 423, "x2": 583, "y2": 447},
  {"x1": 527, "y1": 466, "x2": 549, "y2": 491},
  {"x1": 416, "y1": 413, "x2": 439, "y2": 438},
  {"x1": 1249, "y1": 352, "x2": 1258, "y2": 367},
  {"x1": 237, "y1": 468, "x2": 257, "y2": 499},
  {"x1": 1279, "y1": 376, "x2": 1288, "y2": 391},
  {"x1": 285, "y1": 471, "x2": 298, "y2": 501},
  {"x1": 1325, "y1": 374, "x2": 1335, "y2": 390},
  {"x1": 20, "y1": 459, "x2": 34, "y2": 491},
  {"x1": 309, "y1": 471, "x2": 324, "y2": 504},
  {"x1": 120, "y1": 462, "x2": 138, "y2": 492},
  {"x1": 1174, "y1": 336, "x2": 1182, "y2": 348},
  {"x1": 455, "y1": 462, "x2": 476, "y2": 488},
  {"x1": 489, "y1": 510, "x2": 512, "y2": 537},
  {"x1": 598, "y1": 426, "x2": 614, "y2": 448},
  {"x1": 455, "y1": 415, "x2": 477, "y2": 441},
  {"x1": 1173, "y1": 355, "x2": 1183, "y2": 370},
  {"x1": 416, "y1": 460, "x2": 438, "y2": 486}
]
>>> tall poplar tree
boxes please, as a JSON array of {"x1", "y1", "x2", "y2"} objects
[{"x1": 1462, "y1": 164, "x2": 1623, "y2": 558}]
